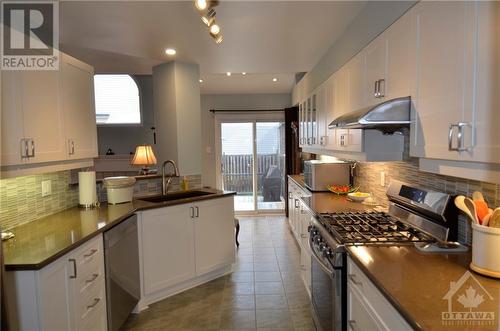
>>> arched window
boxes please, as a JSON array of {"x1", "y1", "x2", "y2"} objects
[{"x1": 94, "y1": 74, "x2": 141, "y2": 124}]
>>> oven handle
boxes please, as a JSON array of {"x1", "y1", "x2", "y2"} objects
[{"x1": 308, "y1": 237, "x2": 334, "y2": 276}]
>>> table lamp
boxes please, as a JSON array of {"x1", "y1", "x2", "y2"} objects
[{"x1": 131, "y1": 145, "x2": 157, "y2": 175}]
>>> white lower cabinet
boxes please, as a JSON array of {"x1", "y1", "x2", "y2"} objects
[
  {"x1": 288, "y1": 178, "x2": 313, "y2": 295},
  {"x1": 6, "y1": 235, "x2": 107, "y2": 331},
  {"x1": 139, "y1": 196, "x2": 235, "y2": 303},
  {"x1": 140, "y1": 203, "x2": 196, "y2": 295},
  {"x1": 347, "y1": 257, "x2": 412, "y2": 331},
  {"x1": 194, "y1": 197, "x2": 236, "y2": 275}
]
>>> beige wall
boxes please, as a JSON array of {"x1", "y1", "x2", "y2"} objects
[{"x1": 201, "y1": 94, "x2": 291, "y2": 188}]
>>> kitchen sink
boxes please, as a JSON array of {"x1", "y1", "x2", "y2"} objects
[{"x1": 138, "y1": 190, "x2": 214, "y2": 203}]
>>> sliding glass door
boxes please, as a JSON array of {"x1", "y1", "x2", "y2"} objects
[
  {"x1": 220, "y1": 122, "x2": 255, "y2": 212},
  {"x1": 216, "y1": 113, "x2": 285, "y2": 214}
]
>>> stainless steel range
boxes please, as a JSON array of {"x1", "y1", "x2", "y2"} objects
[{"x1": 308, "y1": 180, "x2": 467, "y2": 331}]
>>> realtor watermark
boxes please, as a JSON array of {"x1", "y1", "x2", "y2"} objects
[
  {"x1": 1, "y1": 1, "x2": 59, "y2": 70},
  {"x1": 442, "y1": 271, "x2": 496, "y2": 327}
]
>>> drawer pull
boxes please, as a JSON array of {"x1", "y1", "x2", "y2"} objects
[
  {"x1": 300, "y1": 234, "x2": 307, "y2": 238},
  {"x1": 348, "y1": 274, "x2": 362, "y2": 286},
  {"x1": 69, "y1": 259, "x2": 77, "y2": 279},
  {"x1": 85, "y1": 273, "x2": 99, "y2": 284},
  {"x1": 84, "y1": 249, "x2": 98, "y2": 258},
  {"x1": 86, "y1": 298, "x2": 101, "y2": 310},
  {"x1": 348, "y1": 320, "x2": 360, "y2": 331}
]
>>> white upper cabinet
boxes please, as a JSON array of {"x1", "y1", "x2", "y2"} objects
[
  {"x1": 61, "y1": 54, "x2": 98, "y2": 160},
  {"x1": 410, "y1": 2, "x2": 476, "y2": 161},
  {"x1": 347, "y1": 52, "x2": 365, "y2": 113},
  {"x1": 364, "y1": 10, "x2": 414, "y2": 105},
  {"x1": 1, "y1": 70, "x2": 65, "y2": 165},
  {"x1": 384, "y1": 11, "x2": 414, "y2": 100},
  {"x1": 364, "y1": 36, "x2": 387, "y2": 106},
  {"x1": 463, "y1": 1, "x2": 500, "y2": 164},
  {"x1": 1, "y1": 52, "x2": 98, "y2": 172},
  {"x1": 20, "y1": 70, "x2": 66, "y2": 164},
  {"x1": 1, "y1": 71, "x2": 25, "y2": 166}
]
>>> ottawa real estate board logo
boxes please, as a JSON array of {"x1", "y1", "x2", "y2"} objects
[
  {"x1": 442, "y1": 271, "x2": 496, "y2": 327},
  {"x1": 1, "y1": 1, "x2": 59, "y2": 70}
]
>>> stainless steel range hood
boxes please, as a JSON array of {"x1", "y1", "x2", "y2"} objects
[{"x1": 328, "y1": 96, "x2": 411, "y2": 133}]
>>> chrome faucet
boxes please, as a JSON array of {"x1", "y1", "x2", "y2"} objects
[{"x1": 162, "y1": 160, "x2": 180, "y2": 194}]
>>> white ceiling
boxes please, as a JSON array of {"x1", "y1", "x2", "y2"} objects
[{"x1": 60, "y1": 1, "x2": 366, "y2": 94}]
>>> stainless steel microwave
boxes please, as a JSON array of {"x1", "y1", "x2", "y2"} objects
[{"x1": 303, "y1": 160, "x2": 351, "y2": 192}]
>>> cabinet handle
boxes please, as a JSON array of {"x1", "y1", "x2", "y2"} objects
[
  {"x1": 28, "y1": 139, "x2": 35, "y2": 157},
  {"x1": 448, "y1": 123, "x2": 470, "y2": 152},
  {"x1": 84, "y1": 249, "x2": 98, "y2": 258},
  {"x1": 348, "y1": 274, "x2": 362, "y2": 286},
  {"x1": 378, "y1": 79, "x2": 385, "y2": 98},
  {"x1": 190, "y1": 207, "x2": 194, "y2": 218},
  {"x1": 69, "y1": 259, "x2": 77, "y2": 279},
  {"x1": 86, "y1": 298, "x2": 101, "y2": 310},
  {"x1": 294, "y1": 199, "x2": 299, "y2": 208},
  {"x1": 348, "y1": 320, "x2": 361, "y2": 331},
  {"x1": 374, "y1": 80, "x2": 379, "y2": 97},
  {"x1": 20, "y1": 139, "x2": 29, "y2": 158},
  {"x1": 300, "y1": 234, "x2": 307, "y2": 238},
  {"x1": 68, "y1": 139, "x2": 75, "y2": 155},
  {"x1": 288, "y1": 192, "x2": 292, "y2": 200},
  {"x1": 195, "y1": 206, "x2": 199, "y2": 218},
  {"x1": 85, "y1": 273, "x2": 99, "y2": 284}
]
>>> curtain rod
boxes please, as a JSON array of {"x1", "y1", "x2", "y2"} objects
[{"x1": 209, "y1": 109, "x2": 284, "y2": 113}]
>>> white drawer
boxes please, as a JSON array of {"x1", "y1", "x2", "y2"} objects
[
  {"x1": 347, "y1": 257, "x2": 412, "y2": 331},
  {"x1": 348, "y1": 285, "x2": 382, "y2": 331},
  {"x1": 74, "y1": 261, "x2": 105, "y2": 297},
  {"x1": 76, "y1": 279, "x2": 107, "y2": 329},
  {"x1": 73, "y1": 236, "x2": 104, "y2": 276}
]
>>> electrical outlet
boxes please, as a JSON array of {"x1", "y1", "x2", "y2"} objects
[
  {"x1": 42, "y1": 180, "x2": 52, "y2": 197},
  {"x1": 380, "y1": 171, "x2": 386, "y2": 187}
]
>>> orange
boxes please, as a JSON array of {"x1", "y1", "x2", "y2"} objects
[{"x1": 474, "y1": 200, "x2": 489, "y2": 223}]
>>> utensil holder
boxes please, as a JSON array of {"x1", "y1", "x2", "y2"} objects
[{"x1": 470, "y1": 222, "x2": 500, "y2": 278}]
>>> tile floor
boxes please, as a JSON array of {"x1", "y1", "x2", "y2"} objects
[{"x1": 122, "y1": 215, "x2": 314, "y2": 331}]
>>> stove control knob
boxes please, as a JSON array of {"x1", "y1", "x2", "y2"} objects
[
  {"x1": 314, "y1": 236, "x2": 322, "y2": 244},
  {"x1": 319, "y1": 242, "x2": 326, "y2": 251},
  {"x1": 307, "y1": 225, "x2": 315, "y2": 233},
  {"x1": 323, "y1": 249, "x2": 333, "y2": 258}
]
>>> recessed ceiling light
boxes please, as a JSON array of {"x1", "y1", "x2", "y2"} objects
[
  {"x1": 273, "y1": 78, "x2": 278, "y2": 82},
  {"x1": 209, "y1": 23, "x2": 221, "y2": 36},
  {"x1": 195, "y1": 0, "x2": 207, "y2": 11},
  {"x1": 226, "y1": 72, "x2": 231, "y2": 76},
  {"x1": 165, "y1": 48, "x2": 176, "y2": 56},
  {"x1": 199, "y1": 79, "x2": 204, "y2": 83},
  {"x1": 242, "y1": 72, "x2": 247, "y2": 75}
]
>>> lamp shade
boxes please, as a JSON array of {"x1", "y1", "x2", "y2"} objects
[{"x1": 131, "y1": 145, "x2": 157, "y2": 166}]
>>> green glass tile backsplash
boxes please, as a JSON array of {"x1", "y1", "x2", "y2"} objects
[{"x1": 0, "y1": 171, "x2": 79, "y2": 230}]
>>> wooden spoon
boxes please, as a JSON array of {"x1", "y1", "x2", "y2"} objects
[
  {"x1": 482, "y1": 211, "x2": 493, "y2": 227},
  {"x1": 472, "y1": 191, "x2": 485, "y2": 202},
  {"x1": 464, "y1": 197, "x2": 480, "y2": 224},
  {"x1": 489, "y1": 208, "x2": 500, "y2": 228},
  {"x1": 455, "y1": 196, "x2": 478, "y2": 223}
]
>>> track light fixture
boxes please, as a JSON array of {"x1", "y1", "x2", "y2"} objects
[
  {"x1": 201, "y1": 8, "x2": 216, "y2": 26},
  {"x1": 194, "y1": 0, "x2": 223, "y2": 44},
  {"x1": 209, "y1": 23, "x2": 221, "y2": 36}
]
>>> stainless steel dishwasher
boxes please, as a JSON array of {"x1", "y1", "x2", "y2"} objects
[{"x1": 104, "y1": 214, "x2": 140, "y2": 331}]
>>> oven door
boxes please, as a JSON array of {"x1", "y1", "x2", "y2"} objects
[{"x1": 310, "y1": 235, "x2": 346, "y2": 331}]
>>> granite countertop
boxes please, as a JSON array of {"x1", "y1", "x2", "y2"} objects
[
  {"x1": 288, "y1": 175, "x2": 500, "y2": 331},
  {"x1": 3, "y1": 189, "x2": 235, "y2": 271}
]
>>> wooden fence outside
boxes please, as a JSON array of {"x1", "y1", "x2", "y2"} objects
[{"x1": 222, "y1": 154, "x2": 282, "y2": 194}]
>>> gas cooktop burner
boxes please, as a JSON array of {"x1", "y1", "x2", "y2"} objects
[{"x1": 318, "y1": 211, "x2": 434, "y2": 245}]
